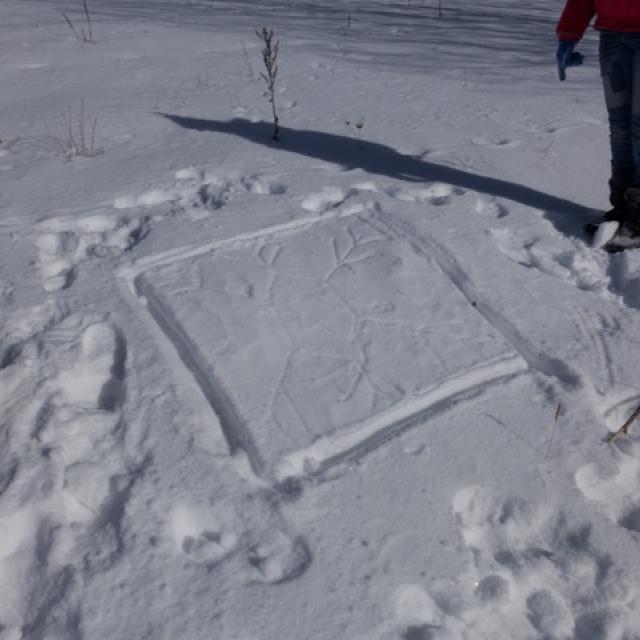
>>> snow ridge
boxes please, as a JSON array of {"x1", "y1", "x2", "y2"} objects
[{"x1": 373, "y1": 210, "x2": 581, "y2": 389}]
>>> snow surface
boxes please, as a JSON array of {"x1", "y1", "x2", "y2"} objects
[{"x1": 3, "y1": 0, "x2": 640, "y2": 638}]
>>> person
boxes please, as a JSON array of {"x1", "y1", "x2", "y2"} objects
[{"x1": 557, "y1": 1, "x2": 640, "y2": 234}]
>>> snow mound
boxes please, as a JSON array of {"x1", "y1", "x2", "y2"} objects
[
  {"x1": 592, "y1": 220, "x2": 619, "y2": 249},
  {"x1": 301, "y1": 186, "x2": 350, "y2": 212},
  {"x1": 114, "y1": 167, "x2": 286, "y2": 219},
  {"x1": 386, "y1": 182, "x2": 462, "y2": 206}
]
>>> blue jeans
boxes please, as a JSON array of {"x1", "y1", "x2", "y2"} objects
[{"x1": 600, "y1": 31, "x2": 640, "y2": 187}]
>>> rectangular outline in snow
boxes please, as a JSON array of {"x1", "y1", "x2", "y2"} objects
[
  {"x1": 274, "y1": 353, "x2": 526, "y2": 480},
  {"x1": 123, "y1": 214, "x2": 528, "y2": 482}
]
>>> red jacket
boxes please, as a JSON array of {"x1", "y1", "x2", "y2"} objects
[{"x1": 557, "y1": 0, "x2": 640, "y2": 41}]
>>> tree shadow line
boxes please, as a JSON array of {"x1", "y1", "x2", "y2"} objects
[{"x1": 158, "y1": 113, "x2": 598, "y2": 237}]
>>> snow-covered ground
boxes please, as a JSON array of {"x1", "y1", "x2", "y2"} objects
[{"x1": 3, "y1": 1, "x2": 640, "y2": 638}]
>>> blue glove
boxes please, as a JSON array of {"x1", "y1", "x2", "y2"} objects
[{"x1": 556, "y1": 40, "x2": 584, "y2": 81}]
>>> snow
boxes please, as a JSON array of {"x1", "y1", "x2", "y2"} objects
[{"x1": 4, "y1": 0, "x2": 640, "y2": 638}]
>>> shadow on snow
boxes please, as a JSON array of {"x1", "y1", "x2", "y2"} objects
[
  {"x1": 73, "y1": 0, "x2": 588, "y2": 79},
  {"x1": 159, "y1": 113, "x2": 598, "y2": 238}
]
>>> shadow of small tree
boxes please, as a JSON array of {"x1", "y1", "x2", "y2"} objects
[{"x1": 157, "y1": 113, "x2": 599, "y2": 239}]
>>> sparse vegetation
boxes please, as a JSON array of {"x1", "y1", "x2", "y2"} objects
[
  {"x1": 345, "y1": 119, "x2": 365, "y2": 150},
  {"x1": 61, "y1": 0, "x2": 94, "y2": 43},
  {"x1": 46, "y1": 100, "x2": 102, "y2": 160},
  {"x1": 256, "y1": 27, "x2": 280, "y2": 141},
  {"x1": 241, "y1": 44, "x2": 256, "y2": 81},
  {"x1": 607, "y1": 404, "x2": 640, "y2": 443}
]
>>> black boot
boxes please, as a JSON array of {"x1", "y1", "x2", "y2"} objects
[
  {"x1": 585, "y1": 174, "x2": 632, "y2": 235},
  {"x1": 603, "y1": 186, "x2": 640, "y2": 251},
  {"x1": 619, "y1": 187, "x2": 640, "y2": 235},
  {"x1": 603, "y1": 174, "x2": 633, "y2": 223}
]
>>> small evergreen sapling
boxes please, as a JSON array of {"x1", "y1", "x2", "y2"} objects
[{"x1": 256, "y1": 27, "x2": 280, "y2": 141}]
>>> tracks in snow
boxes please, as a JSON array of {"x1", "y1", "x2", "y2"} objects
[
  {"x1": 120, "y1": 201, "x2": 543, "y2": 483},
  {"x1": 135, "y1": 275, "x2": 266, "y2": 474},
  {"x1": 372, "y1": 210, "x2": 581, "y2": 389},
  {"x1": 275, "y1": 353, "x2": 526, "y2": 480},
  {"x1": 118, "y1": 204, "x2": 362, "y2": 291}
]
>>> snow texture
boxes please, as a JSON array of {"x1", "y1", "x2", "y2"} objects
[{"x1": 3, "y1": 0, "x2": 640, "y2": 638}]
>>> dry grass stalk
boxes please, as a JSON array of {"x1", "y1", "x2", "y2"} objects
[
  {"x1": 607, "y1": 404, "x2": 640, "y2": 444},
  {"x1": 241, "y1": 44, "x2": 256, "y2": 80},
  {"x1": 554, "y1": 403, "x2": 563, "y2": 423},
  {"x1": 46, "y1": 100, "x2": 101, "y2": 160},
  {"x1": 61, "y1": 0, "x2": 93, "y2": 43}
]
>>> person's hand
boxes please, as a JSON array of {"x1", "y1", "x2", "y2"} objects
[{"x1": 556, "y1": 40, "x2": 584, "y2": 81}]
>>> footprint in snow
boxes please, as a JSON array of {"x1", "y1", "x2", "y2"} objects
[
  {"x1": 474, "y1": 196, "x2": 509, "y2": 219},
  {"x1": 114, "y1": 167, "x2": 287, "y2": 220},
  {"x1": 391, "y1": 584, "x2": 454, "y2": 640},
  {"x1": 488, "y1": 226, "x2": 610, "y2": 294},
  {"x1": 301, "y1": 186, "x2": 352, "y2": 213},
  {"x1": 35, "y1": 214, "x2": 146, "y2": 292},
  {"x1": 0, "y1": 310, "x2": 136, "y2": 633},
  {"x1": 246, "y1": 529, "x2": 311, "y2": 585},
  {"x1": 171, "y1": 503, "x2": 239, "y2": 566},
  {"x1": 168, "y1": 496, "x2": 311, "y2": 583},
  {"x1": 33, "y1": 320, "x2": 128, "y2": 475},
  {"x1": 57, "y1": 322, "x2": 126, "y2": 412},
  {"x1": 393, "y1": 485, "x2": 640, "y2": 638},
  {"x1": 575, "y1": 437, "x2": 640, "y2": 535},
  {"x1": 385, "y1": 182, "x2": 464, "y2": 207},
  {"x1": 182, "y1": 528, "x2": 239, "y2": 565}
]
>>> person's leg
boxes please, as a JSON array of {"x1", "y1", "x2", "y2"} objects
[
  {"x1": 629, "y1": 37, "x2": 640, "y2": 188},
  {"x1": 600, "y1": 32, "x2": 634, "y2": 203},
  {"x1": 615, "y1": 34, "x2": 640, "y2": 222}
]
